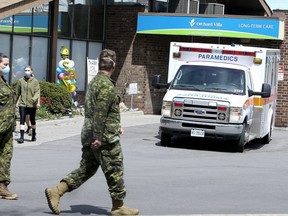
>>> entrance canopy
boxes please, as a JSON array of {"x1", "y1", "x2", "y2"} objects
[
  {"x1": 137, "y1": 13, "x2": 284, "y2": 40},
  {"x1": 0, "y1": 0, "x2": 53, "y2": 19}
]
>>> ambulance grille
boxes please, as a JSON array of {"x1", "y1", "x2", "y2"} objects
[
  {"x1": 172, "y1": 99, "x2": 229, "y2": 123},
  {"x1": 183, "y1": 104, "x2": 217, "y2": 119}
]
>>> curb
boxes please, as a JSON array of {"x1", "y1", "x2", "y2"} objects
[
  {"x1": 275, "y1": 127, "x2": 288, "y2": 131},
  {"x1": 120, "y1": 110, "x2": 144, "y2": 115},
  {"x1": 25, "y1": 110, "x2": 145, "y2": 128}
]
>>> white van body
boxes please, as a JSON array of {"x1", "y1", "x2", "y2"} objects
[{"x1": 158, "y1": 42, "x2": 280, "y2": 152}]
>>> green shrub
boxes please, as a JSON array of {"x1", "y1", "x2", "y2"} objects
[
  {"x1": 39, "y1": 81, "x2": 72, "y2": 114},
  {"x1": 36, "y1": 104, "x2": 56, "y2": 120}
]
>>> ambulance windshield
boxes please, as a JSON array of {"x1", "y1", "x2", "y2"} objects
[{"x1": 170, "y1": 65, "x2": 245, "y2": 95}]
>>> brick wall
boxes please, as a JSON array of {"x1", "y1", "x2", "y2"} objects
[
  {"x1": 106, "y1": 6, "x2": 288, "y2": 126},
  {"x1": 105, "y1": 5, "x2": 147, "y2": 111},
  {"x1": 275, "y1": 11, "x2": 288, "y2": 127},
  {"x1": 105, "y1": 6, "x2": 193, "y2": 114}
]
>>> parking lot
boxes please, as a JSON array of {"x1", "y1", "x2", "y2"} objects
[{"x1": 3, "y1": 114, "x2": 288, "y2": 215}]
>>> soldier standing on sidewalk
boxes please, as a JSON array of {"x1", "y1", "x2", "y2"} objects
[
  {"x1": 0, "y1": 53, "x2": 18, "y2": 200},
  {"x1": 45, "y1": 49, "x2": 139, "y2": 215}
]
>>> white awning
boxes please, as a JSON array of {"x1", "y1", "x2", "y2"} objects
[{"x1": 0, "y1": 0, "x2": 53, "y2": 19}]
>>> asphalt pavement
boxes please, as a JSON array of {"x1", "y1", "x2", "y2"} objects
[{"x1": 2, "y1": 111, "x2": 288, "y2": 216}]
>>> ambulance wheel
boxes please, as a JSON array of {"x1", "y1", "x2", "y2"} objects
[
  {"x1": 261, "y1": 120, "x2": 272, "y2": 144},
  {"x1": 234, "y1": 123, "x2": 248, "y2": 153},
  {"x1": 160, "y1": 132, "x2": 172, "y2": 147}
]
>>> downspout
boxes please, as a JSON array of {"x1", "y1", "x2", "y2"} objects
[
  {"x1": 48, "y1": 0, "x2": 59, "y2": 83},
  {"x1": 103, "y1": 0, "x2": 107, "y2": 49}
]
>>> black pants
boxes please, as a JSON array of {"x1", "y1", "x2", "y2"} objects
[{"x1": 19, "y1": 107, "x2": 37, "y2": 125}]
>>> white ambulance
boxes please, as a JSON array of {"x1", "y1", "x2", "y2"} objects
[{"x1": 153, "y1": 42, "x2": 280, "y2": 152}]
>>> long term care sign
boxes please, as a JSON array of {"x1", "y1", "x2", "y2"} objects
[{"x1": 136, "y1": 13, "x2": 284, "y2": 40}]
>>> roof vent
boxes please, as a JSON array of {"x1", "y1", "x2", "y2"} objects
[
  {"x1": 168, "y1": 0, "x2": 199, "y2": 14},
  {"x1": 199, "y1": 3, "x2": 225, "y2": 15}
]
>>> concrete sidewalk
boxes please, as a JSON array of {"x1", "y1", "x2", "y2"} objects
[{"x1": 13, "y1": 111, "x2": 161, "y2": 147}]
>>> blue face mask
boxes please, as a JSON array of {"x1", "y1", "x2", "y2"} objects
[
  {"x1": 25, "y1": 71, "x2": 31, "y2": 78},
  {"x1": 2, "y1": 65, "x2": 10, "y2": 75}
]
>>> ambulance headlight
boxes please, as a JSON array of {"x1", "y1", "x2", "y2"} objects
[
  {"x1": 229, "y1": 107, "x2": 243, "y2": 123},
  {"x1": 161, "y1": 101, "x2": 172, "y2": 117}
]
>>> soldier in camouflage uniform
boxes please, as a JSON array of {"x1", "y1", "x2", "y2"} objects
[
  {"x1": 45, "y1": 49, "x2": 139, "y2": 215},
  {"x1": 0, "y1": 53, "x2": 18, "y2": 200}
]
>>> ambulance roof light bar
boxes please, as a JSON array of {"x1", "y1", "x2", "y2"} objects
[
  {"x1": 179, "y1": 46, "x2": 256, "y2": 57},
  {"x1": 179, "y1": 47, "x2": 212, "y2": 53},
  {"x1": 174, "y1": 46, "x2": 261, "y2": 63}
]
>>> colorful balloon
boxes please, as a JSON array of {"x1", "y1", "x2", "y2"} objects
[
  {"x1": 58, "y1": 60, "x2": 65, "y2": 68},
  {"x1": 56, "y1": 46, "x2": 78, "y2": 105},
  {"x1": 56, "y1": 67, "x2": 64, "y2": 74},
  {"x1": 72, "y1": 91, "x2": 76, "y2": 98},
  {"x1": 68, "y1": 60, "x2": 75, "y2": 68}
]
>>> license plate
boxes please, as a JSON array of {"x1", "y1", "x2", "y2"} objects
[{"x1": 191, "y1": 129, "x2": 205, "y2": 137}]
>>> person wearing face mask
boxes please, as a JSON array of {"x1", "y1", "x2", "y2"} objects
[
  {"x1": 15, "y1": 66, "x2": 40, "y2": 144},
  {"x1": 0, "y1": 53, "x2": 18, "y2": 200},
  {"x1": 24, "y1": 71, "x2": 36, "y2": 136}
]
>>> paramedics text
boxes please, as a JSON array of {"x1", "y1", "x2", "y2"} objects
[{"x1": 198, "y1": 54, "x2": 238, "y2": 62}]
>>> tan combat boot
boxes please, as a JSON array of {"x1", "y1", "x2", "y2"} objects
[
  {"x1": 111, "y1": 199, "x2": 139, "y2": 215},
  {"x1": 45, "y1": 181, "x2": 69, "y2": 215},
  {"x1": 0, "y1": 182, "x2": 18, "y2": 200}
]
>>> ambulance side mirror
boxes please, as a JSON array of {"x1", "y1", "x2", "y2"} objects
[
  {"x1": 152, "y1": 75, "x2": 169, "y2": 89},
  {"x1": 249, "y1": 83, "x2": 271, "y2": 98},
  {"x1": 260, "y1": 83, "x2": 271, "y2": 98}
]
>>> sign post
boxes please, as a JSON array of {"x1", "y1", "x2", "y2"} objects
[
  {"x1": 87, "y1": 58, "x2": 98, "y2": 86},
  {"x1": 128, "y1": 83, "x2": 138, "y2": 111}
]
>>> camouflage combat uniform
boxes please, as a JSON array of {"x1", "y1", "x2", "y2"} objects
[
  {"x1": 62, "y1": 72, "x2": 126, "y2": 200},
  {"x1": 0, "y1": 76, "x2": 16, "y2": 184}
]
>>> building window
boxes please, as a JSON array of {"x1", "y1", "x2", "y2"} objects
[
  {"x1": 0, "y1": 17, "x2": 13, "y2": 32},
  {"x1": 31, "y1": 37, "x2": 48, "y2": 81},
  {"x1": 58, "y1": 0, "x2": 104, "y2": 40},
  {"x1": 0, "y1": 34, "x2": 11, "y2": 81},
  {"x1": 111, "y1": 0, "x2": 138, "y2": 4},
  {"x1": 0, "y1": 34, "x2": 10, "y2": 57},
  {"x1": 13, "y1": 10, "x2": 33, "y2": 34},
  {"x1": 0, "y1": 5, "x2": 50, "y2": 35},
  {"x1": 88, "y1": 42, "x2": 102, "y2": 59},
  {"x1": 33, "y1": 4, "x2": 49, "y2": 35},
  {"x1": 11, "y1": 35, "x2": 48, "y2": 83},
  {"x1": 12, "y1": 35, "x2": 30, "y2": 83},
  {"x1": 71, "y1": 40, "x2": 86, "y2": 91}
]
